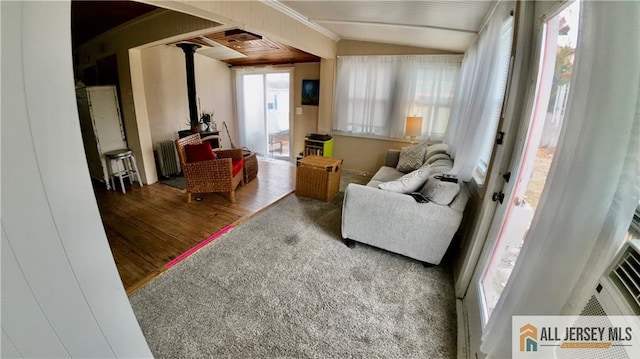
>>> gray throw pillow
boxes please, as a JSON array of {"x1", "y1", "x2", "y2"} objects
[
  {"x1": 396, "y1": 143, "x2": 428, "y2": 173},
  {"x1": 424, "y1": 153, "x2": 451, "y2": 165},
  {"x1": 424, "y1": 143, "x2": 449, "y2": 163},
  {"x1": 428, "y1": 159, "x2": 454, "y2": 175},
  {"x1": 419, "y1": 176, "x2": 460, "y2": 205},
  {"x1": 379, "y1": 166, "x2": 431, "y2": 193}
]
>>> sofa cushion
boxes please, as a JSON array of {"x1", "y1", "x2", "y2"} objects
[
  {"x1": 185, "y1": 143, "x2": 216, "y2": 163},
  {"x1": 368, "y1": 166, "x2": 405, "y2": 188},
  {"x1": 429, "y1": 159, "x2": 454, "y2": 175},
  {"x1": 378, "y1": 166, "x2": 430, "y2": 193},
  {"x1": 396, "y1": 143, "x2": 428, "y2": 173},
  {"x1": 420, "y1": 176, "x2": 461, "y2": 205},
  {"x1": 424, "y1": 143, "x2": 449, "y2": 162},
  {"x1": 424, "y1": 153, "x2": 451, "y2": 165}
]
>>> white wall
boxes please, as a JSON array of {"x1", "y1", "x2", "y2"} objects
[
  {"x1": 292, "y1": 62, "x2": 321, "y2": 157},
  {"x1": 1, "y1": 2, "x2": 152, "y2": 357},
  {"x1": 140, "y1": 45, "x2": 236, "y2": 148}
]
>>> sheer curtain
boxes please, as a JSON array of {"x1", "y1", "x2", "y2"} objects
[
  {"x1": 333, "y1": 55, "x2": 461, "y2": 140},
  {"x1": 481, "y1": 1, "x2": 640, "y2": 357},
  {"x1": 443, "y1": 1, "x2": 514, "y2": 181}
]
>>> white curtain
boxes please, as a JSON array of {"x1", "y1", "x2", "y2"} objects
[
  {"x1": 333, "y1": 55, "x2": 461, "y2": 140},
  {"x1": 481, "y1": 1, "x2": 640, "y2": 357},
  {"x1": 443, "y1": 1, "x2": 514, "y2": 181}
]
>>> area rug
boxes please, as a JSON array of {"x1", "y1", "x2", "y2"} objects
[
  {"x1": 158, "y1": 175, "x2": 185, "y2": 190},
  {"x1": 129, "y1": 185, "x2": 457, "y2": 358}
]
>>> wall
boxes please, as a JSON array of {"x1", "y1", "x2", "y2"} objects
[
  {"x1": 1, "y1": 2, "x2": 152, "y2": 357},
  {"x1": 75, "y1": 10, "x2": 221, "y2": 184},
  {"x1": 333, "y1": 135, "x2": 415, "y2": 174},
  {"x1": 332, "y1": 40, "x2": 463, "y2": 173},
  {"x1": 318, "y1": 58, "x2": 335, "y2": 134},
  {"x1": 292, "y1": 62, "x2": 321, "y2": 158},
  {"x1": 141, "y1": 45, "x2": 236, "y2": 148}
]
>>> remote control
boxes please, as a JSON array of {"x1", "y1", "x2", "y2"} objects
[
  {"x1": 435, "y1": 175, "x2": 458, "y2": 183},
  {"x1": 408, "y1": 192, "x2": 429, "y2": 203}
]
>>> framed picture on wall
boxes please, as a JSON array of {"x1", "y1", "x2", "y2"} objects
[{"x1": 301, "y1": 79, "x2": 320, "y2": 106}]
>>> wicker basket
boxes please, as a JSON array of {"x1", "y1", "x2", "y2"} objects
[
  {"x1": 243, "y1": 152, "x2": 258, "y2": 183},
  {"x1": 295, "y1": 156, "x2": 342, "y2": 201}
]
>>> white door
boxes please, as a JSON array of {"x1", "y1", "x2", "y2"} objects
[
  {"x1": 87, "y1": 86, "x2": 127, "y2": 153},
  {"x1": 465, "y1": 2, "x2": 581, "y2": 357},
  {"x1": 86, "y1": 86, "x2": 128, "y2": 185},
  {"x1": 236, "y1": 69, "x2": 292, "y2": 159}
]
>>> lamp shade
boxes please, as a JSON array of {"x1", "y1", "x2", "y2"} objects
[{"x1": 405, "y1": 116, "x2": 423, "y2": 137}]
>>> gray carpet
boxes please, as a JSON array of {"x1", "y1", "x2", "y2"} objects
[{"x1": 129, "y1": 171, "x2": 457, "y2": 358}]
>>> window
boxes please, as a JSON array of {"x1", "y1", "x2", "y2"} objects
[
  {"x1": 476, "y1": 16, "x2": 515, "y2": 177},
  {"x1": 333, "y1": 55, "x2": 462, "y2": 141}
]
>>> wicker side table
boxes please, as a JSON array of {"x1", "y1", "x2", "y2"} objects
[
  {"x1": 243, "y1": 151, "x2": 258, "y2": 183},
  {"x1": 295, "y1": 156, "x2": 342, "y2": 201}
]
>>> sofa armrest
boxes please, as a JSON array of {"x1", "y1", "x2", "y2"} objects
[
  {"x1": 385, "y1": 149, "x2": 400, "y2": 168},
  {"x1": 341, "y1": 183, "x2": 463, "y2": 264}
]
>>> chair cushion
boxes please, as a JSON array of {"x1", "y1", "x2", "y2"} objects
[
  {"x1": 232, "y1": 158, "x2": 244, "y2": 177},
  {"x1": 185, "y1": 143, "x2": 216, "y2": 162}
]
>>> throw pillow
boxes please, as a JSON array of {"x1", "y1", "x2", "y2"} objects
[
  {"x1": 428, "y1": 158, "x2": 454, "y2": 175},
  {"x1": 424, "y1": 153, "x2": 451, "y2": 165},
  {"x1": 396, "y1": 143, "x2": 428, "y2": 173},
  {"x1": 185, "y1": 143, "x2": 216, "y2": 163},
  {"x1": 424, "y1": 143, "x2": 449, "y2": 163},
  {"x1": 378, "y1": 166, "x2": 430, "y2": 193},
  {"x1": 419, "y1": 176, "x2": 461, "y2": 205}
]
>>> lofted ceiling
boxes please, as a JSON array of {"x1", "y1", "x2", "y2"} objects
[
  {"x1": 276, "y1": 0, "x2": 496, "y2": 52},
  {"x1": 72, "y1": 1, "x2": 495, "y2": 65}
]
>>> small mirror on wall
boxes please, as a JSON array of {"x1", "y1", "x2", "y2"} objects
[{"x1": 301, "y1": 79, "x2": 319, "y2": 106}]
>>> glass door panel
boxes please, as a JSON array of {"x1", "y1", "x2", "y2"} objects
[
  {"x1": 265, "y1": 73, "x2": 290, "y2": 158},
  {"x1": 242, "y1": 74, "x2": 267, "y2": 155},
  {"x1": 238, "y1": 71, "x2": 291, "y2": 158}
]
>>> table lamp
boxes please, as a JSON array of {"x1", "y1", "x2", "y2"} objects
[{"x1": 405, "y1": 116, "x2": 423, "y2": 143}]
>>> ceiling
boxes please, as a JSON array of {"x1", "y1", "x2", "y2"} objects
[
  {"x1": 72, "y1": 1, "x2": 495, "y2": 65},
  {"x1": 277, "y1": 0, "x2": 495, "y2": 52},
  {"x1": 179, "y1": 30, "x2": 321, "y2": 66},
  {"x1": 71, "y1": 1, "x2": 157, "y2": 49}
]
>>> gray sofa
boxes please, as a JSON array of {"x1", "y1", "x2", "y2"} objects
[{"x1": 341, "y1": 148, "x2": 469, "y2": 265}]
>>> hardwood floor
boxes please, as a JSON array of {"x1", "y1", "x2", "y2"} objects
[{"x1": 94, "y1": 158, "x2": 296, "y2": 294}]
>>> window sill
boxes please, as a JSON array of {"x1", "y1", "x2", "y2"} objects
[
  {"x1": 331, "y1": 131, "x2": 440, "y2": 145},
  {"x1": 470, "y1": 169, "x2": 486, "y2": 199}
]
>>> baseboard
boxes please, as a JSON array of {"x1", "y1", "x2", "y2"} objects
[{"x1": 457, "y1": 298, "x2": 470, "y2": 359}]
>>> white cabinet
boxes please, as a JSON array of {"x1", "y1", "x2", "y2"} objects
[{"x1": 76, "y1": 86, "x2": 128, "y2": 189}]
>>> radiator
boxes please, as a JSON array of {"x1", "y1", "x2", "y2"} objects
[{"x1": 156, "y1": 140, "x2": 180, "y2": 177}]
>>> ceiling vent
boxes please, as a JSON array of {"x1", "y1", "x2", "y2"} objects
[{"x1": 223, "y1": 29, "x2": 262, "y2": 42}]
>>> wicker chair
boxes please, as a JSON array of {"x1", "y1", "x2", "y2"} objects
[{"x1": 175, "y1": 134, "x2": 244, "y2": 203}]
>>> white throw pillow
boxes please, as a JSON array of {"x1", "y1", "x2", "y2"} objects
[{"x1": 378, "y1": 166, "x2": 431, "y2": 193}]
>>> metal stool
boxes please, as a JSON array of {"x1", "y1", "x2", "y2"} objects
[{"x1": 104, "y1": 149, "x2": 143, "y2": 194}]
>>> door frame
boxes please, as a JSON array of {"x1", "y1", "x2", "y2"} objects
[{"x1": 460, "y1": 1, "x2": 576, "y2": 357}]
